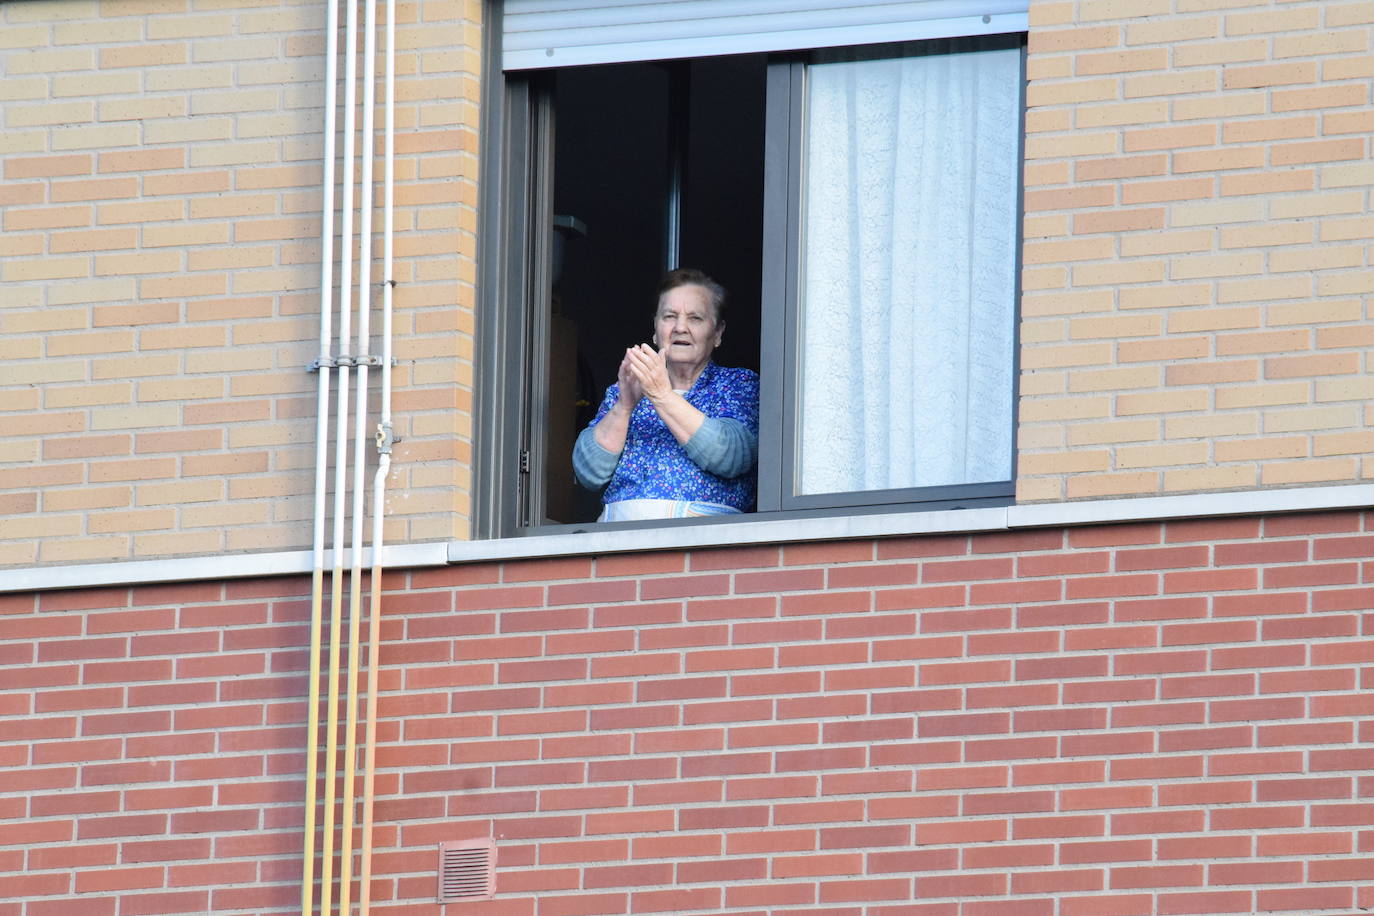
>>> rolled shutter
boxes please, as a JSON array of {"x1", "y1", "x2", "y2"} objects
[{"x1": 501, "y1": 0, "x2": 1030, "y2": 70}]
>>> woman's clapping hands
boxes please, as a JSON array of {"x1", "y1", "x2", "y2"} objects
[
  {"x1": 616, "y1": 347, "x2": 645, "y2": 406},
  {"x1": 621, "y1": 343, "x2": 672, "y2": 403}
]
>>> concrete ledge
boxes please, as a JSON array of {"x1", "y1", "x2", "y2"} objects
[
  {"x1": 449, "y1": 483, "x2": 1374, "y2": 564},
  {"x1": 1006, "y1": 483, "x2": 1374, "y2": 530},
  {"x1": 3, "y1": 484, "x2": 1370, "y2": 593},
  {"x1": 0, "y1": 542, "x2": 450, "y2": 594},
  {"x1": 448, "y1": 505, "x2": 1012, "y2": 563}
]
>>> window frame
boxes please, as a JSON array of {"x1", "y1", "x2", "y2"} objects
[
  {"x1": 476, "y1": 28, "x2": 1026, "y2": 540},
  {"x1": 763, "y1": 37, "x2": 1026, "y2": 515}
]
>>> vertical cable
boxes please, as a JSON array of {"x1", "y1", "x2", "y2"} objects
[
  {"x1": 301, "y1": 0, "x2": 341, "y2": 908},
  {"x1": 321, "y1": 0, "x2": 359, "y2": 909},
  {"x1": 357, "y1": 0, "x2": 396, "y2": 907},
  {"x1": 339, "y1": 0, "x2": 378, "y2": 906}
]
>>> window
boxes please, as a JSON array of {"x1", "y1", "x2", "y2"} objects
[{"x1": 476, "y1": 18, "x2": 1025, "y2": 537}]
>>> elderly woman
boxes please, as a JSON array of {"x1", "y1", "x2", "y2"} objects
[{"x1": 573, "y1": 268, "x2": 759, "y2": 522}]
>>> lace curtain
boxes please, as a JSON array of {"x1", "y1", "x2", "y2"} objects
[{"x1": 797, "y1": 42, "x2": 1020, "y2": 496}]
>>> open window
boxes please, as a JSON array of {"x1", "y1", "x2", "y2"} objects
[
  {"x1": 476, "y1": 6, "x2": 1026, "y2": 538},
  {"x1": 539, "y1": 55, "x2": 767, "y2": 526}
]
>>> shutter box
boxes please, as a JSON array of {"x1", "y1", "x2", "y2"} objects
[{"x1": 502, "y1": 0, "x2": 1030, "y2": 70}]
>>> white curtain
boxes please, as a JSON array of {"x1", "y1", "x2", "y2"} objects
[{"x1": 797, "y1": 42, "x2": 1020, "y2": 496}]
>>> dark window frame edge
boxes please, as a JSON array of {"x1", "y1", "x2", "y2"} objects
[{"x1": 476, "y1": 17, "x2": 1029, "y2": 538}]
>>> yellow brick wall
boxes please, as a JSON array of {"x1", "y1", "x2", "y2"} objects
[
  {"x1": 0, "y1": 0, "x2": 479, "y2": 566},
  {"x1": 1018, "y1": 0, "x2": 1374, "y2": 502},
  {"x1": 5, "y1": 0, "x2": 1371, "y2": 567}
]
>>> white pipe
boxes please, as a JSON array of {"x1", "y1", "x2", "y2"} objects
[
  {"x1": 310, "y1": 0, "x2": 339, "y2": 603},
  {"x1": 377, "y1": 0, "x2": 393, "y2": 471},
  {"x1": 301, "y1": 0, "x2": 340, "y2": 909},
  {"x1": 349, "y1": 0, "x2": 378, "y2": 595},
  {"x1": 320, "y1": 0, "x2": 359, "y2": 909},
  {"x1": 357, "y1": 0, "x2": 395, "y2": 908}
]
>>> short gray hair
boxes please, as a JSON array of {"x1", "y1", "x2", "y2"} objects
[{"x1": 657, "y1": 268, "x2": 726, "y2": 325}]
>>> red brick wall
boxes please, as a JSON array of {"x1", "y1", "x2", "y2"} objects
[{"x1": 4, "y1": 511, "x2": 1374, "y2": 915}]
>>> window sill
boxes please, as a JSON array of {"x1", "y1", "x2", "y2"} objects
[
  {"x1": 3, "y1": 484, "x2": 1370, "y2": 593},
  {"x1": 451, "y1": 483, "x2": 1374, "y2": 565}
]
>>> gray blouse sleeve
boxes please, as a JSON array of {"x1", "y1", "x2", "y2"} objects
[
  {"x1": 572, "y1": 425, "x2": 619, "y2": 489},
  {"x1": 683, "y1": 416, "x2": 757, "y2": 479}
]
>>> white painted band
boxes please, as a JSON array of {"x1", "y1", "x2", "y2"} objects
[
  {"x1": 0, "y1": 542, "x2": 450, "y2": 595},
  {"x1": 2, "y1": 484, "x2": 1371, "y2": 594},
  {"x1": 452, "y1": 483, "x2": 1374, "y2": 564}
]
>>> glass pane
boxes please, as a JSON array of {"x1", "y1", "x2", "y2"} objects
[{"x1": 796, "y1": 43, "x2": 1020, "y2": 497}]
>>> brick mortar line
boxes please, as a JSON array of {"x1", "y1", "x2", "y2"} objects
[
  {"x1": 364, "y1": 754, "x2": 1369, "y2": 777},
  {"x1": 469, "y1": 559, "x2": 1374, "y2": 590},
  {"x1": 397, "y1": 649, "x2": 1370, "y2": 667},
  {"x1": 27, "y1": 598, "x2": 1334, "y2": 624}
]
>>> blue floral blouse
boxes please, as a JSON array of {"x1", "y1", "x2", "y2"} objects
[{"x1": 588, "y1": 362, "x2": 760, "y2": 512}]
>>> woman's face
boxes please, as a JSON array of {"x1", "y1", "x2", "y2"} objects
[{"x1": 655, "y1": 284, "x2": 722, "y2": 374}]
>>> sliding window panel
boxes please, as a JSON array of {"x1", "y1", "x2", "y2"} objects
[
  {"x1": 475, "y1": 74, "x2": 558, "y2": 535},
  {"x1": 790, "y1": 38, "x2": 1021, "y2": 507},
  {"x1": 476, "y1": 77, "x2": 541, "y2": 537},
  {"x1": 757, "y1": 58, "x2": 804, "y2": 514}
]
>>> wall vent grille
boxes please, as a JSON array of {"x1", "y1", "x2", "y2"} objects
[{"x1": 437, "y1": 839, "x2": 496, "y2": 903}]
